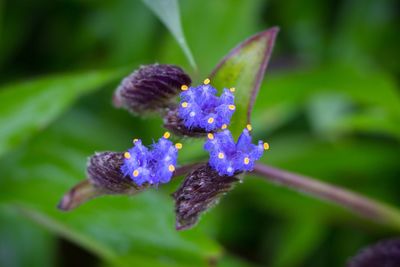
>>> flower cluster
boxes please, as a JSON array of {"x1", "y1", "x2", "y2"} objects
[
  {"x1": 204, "y1": 128, "x2": 269, "y2": 176},
  {"x1": 61, "y1": 66, "x2": 271, "y2": 230},
  {"x1": 178, "y1": 79, "x2": 235, "y2": 132},
  {"x1": 61, "y1": 26, "x2": 279, "y2": 230},
  {"x1": 121, "y1": 132, "x2": 181, "y2": 186}
]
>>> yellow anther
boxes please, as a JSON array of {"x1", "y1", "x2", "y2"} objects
[
  {"x1": 263, "y1": 142, "x2": 270, "y2": 150},
  {"x1": 229, "y1": 87, "x2": 235, "y2": 93},
  {"x1": 133, "y1": 138, "x2": 138, "y2": 143},
  {"x1": 207, "y1": 117, "x2": 214, "y2": 124},
  {"x1": 244, "y1": 157, "x2": 250, "y2": 165},
  {"x1": 203, "y1": 78, "x2": 210, "y2": 85},
  {"x1": 218, "y1": 152, "x2": 225, "y2": 159},
  {"x1": 175, "y1": 143, "x2": 183, "y2": 150},
  {"x1": 124, "y1": 152, "x2": 131, "y2": 159},
  {"x1": 133, "y1": 170, "x2": 139, "y2": 177},
  {"x1": 168, "y1": 164, "x2": 175, "y2": 172},
  {"x1": 207, "y1": 133, "x2": 214, "y2": 140},
  {"x1": 181, "y1": 85, "x2": 188, "y2": 91},
  {"x1": 163, "y1": 131, "x2": 171, "y2": 139},
  {"x1": 221, "y1": 124, "x2": 228, "y2": 129},
  {"x1": 181, "y1": 102, "x2": 188, "y2": 108},
  {"x1": 228, "y1": 105, "x2": 236, "y2": 110},
  {"x1": 246, "y1": 124, "x2": 252, "y2": 131}
]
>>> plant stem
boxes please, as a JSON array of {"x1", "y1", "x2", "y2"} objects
[{"x1": 252, "y1": 163, "x2": 400, "y2": 230}]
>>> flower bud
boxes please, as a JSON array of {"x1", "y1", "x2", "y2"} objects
[
  {"x1": 58, "y1": 152, "x2": 147, "y2": 211},
  {"x1": 87, "y1": 152, "x2": 145, "y2": 194},
  {"x1": 113, "y1": 64, "x2": 192, "y2": 114},
  {"x1": 172, "y1": 164, "x2": 239, "y2": 230},
  {"x1": 347, "y1": 238, "x2": 400, "y2": 267}
]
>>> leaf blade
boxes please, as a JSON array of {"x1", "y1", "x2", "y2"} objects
[
  {"x1": 142, "y1": 0, "x2": 197, "y2": 70},
  {"x1": 0, "y1": 69, "x2": 125, "y2": 158},
  {"x1": 209, "y1": 27, "x2": 279, "y2": 137}
]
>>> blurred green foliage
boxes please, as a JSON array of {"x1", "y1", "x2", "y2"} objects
[{"x1": 0, "y1": 0, "x2": 399, "y2": 267}]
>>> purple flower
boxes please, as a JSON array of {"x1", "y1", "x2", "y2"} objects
[
  {"x1": 204, "y1": 128, "x2": 269, "y2": 176},
  {"x1": 121, "y1": 132, "x2": 181, "y2": 185},
  {"x1": 178, "y1": 79, "x2": 236, "y2": 132}
]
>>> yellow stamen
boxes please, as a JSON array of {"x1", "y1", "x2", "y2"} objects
[
  {"x1": 229, "y1": 87, "x2": 235, "y2": 93},
  {"x1": 228, "y1": 104, "x2": 236, "y2": 110},
  {"x1": 207, "y1": 133, "x2": 214, "y2": 140},
  {"x1": 124, "y1": 152, "x2": 131, "y2": 159},
  {"x1": 168, "y1": 164, "x2": 175, "y2": 172},
  {"x1": 221, "y1": 124, "x2": 228, "y2": 129},
  {"x1": 218, "y1": 152, "x2": 224, "y2": 159},
  {"x1": 175, "y1": 143, "x2": 183, "y2": 150},
  {"x1": 133, "y1": 170, "x2": 139, "y2": 177},
  {"x1": 181, "y1": 102, "x2": 188, "y2": 108},
  {"x1": 244, "y1": 157, "x2": 250, "y2": 165},
  {"x1": 181, "y1": 85, "x2": 188, "y2": 91},
  {"x1": 203, "y1": 78, "x2": 210, "y2": 85},
  {"x1": 133, "y1": 138, "x2": 138, "y2": 143},
  {"x1": 246, "y1": 124, "x2": 252, "y2": 131},
  {"x1": 263, "y1": 142, "x2": 270, "y2": 150},
  {"x1": 163, "y1": 131, "x2": 171, "y2": 139},
  {"x1": 207, "y1": 117, "x2": 214, "y2": 124}
]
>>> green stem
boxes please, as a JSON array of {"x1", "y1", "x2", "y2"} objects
[{"x1": 252, "y1": 163, "x2": 400, "y2": 230}]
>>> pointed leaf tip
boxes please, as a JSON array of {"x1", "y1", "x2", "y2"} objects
[
  {"x1": 209, "y1": 27, "x2": 279, "y2": 137},
  {"x1": 142, "y1": 0, "x2": 197, "y2": 70}
]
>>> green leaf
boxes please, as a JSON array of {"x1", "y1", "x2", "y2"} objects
[
  {"x1": 0, "y1": 107, "x2": 221, "y2": 267},
  {"x1": 209, "y1": 28, "x2": 279, "y2": 138},
  {"x1": 142, "y1": 0, "x2": 197, "y2": 70},
  {"x1": 0, "y1": 68, "x2": 125, "y2": 158},
  {"x1": 271, "y1": 218, "x2": 325, "y2": 267},
  {"x1": 252, "y1": 65, "x2": 400, "y2": 139},
  {"x1": 0, "y1": 205, "x2": 56, "y2": 267}
]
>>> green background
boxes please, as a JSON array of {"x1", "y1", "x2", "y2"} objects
[{"x1": 0, "y1": 0, "x2": 399, "y2": 266}]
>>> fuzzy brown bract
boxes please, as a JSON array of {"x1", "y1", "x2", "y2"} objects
[
  {"x1": 87, "y1": 152, "x2": 144, "y2": 194},
  {"x1": 113, "y1": 64, "x2": 191, "y2": 114},
  {"x1": 173, "y1": 164, "x2": 239, "y2": 230}
]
